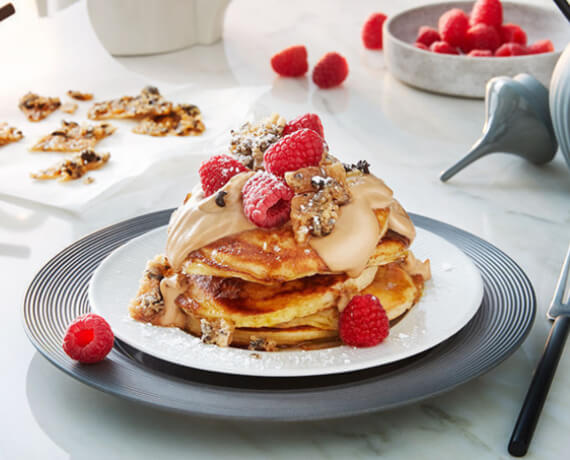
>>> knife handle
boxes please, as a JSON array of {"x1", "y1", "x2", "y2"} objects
[{"x1": 508, "y1": 315, "x2": 570, "y2": 457}]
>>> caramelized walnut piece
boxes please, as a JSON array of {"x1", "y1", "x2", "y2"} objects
[
  {"x1": 19, "y1": 93, "x2": 61, "y2": 122},
  {"x1": 87, "y1": 86, "x2": 172, "y2": 120},
  {"x1": 30, "y1": 150, "x2": 110, "y2": 182},
  {"x1": 60, "y1": 102, "x2": 78, "y2": 114},
  {"x1": 200, "y1": 318, "x2": 235, "y2": 347},
  {"x1": 31, "y1": 120, "x2": 116, "y2": 152},
  {"x1": 285, "y1": 162, "x2": 351, "y2": 243},
  {"x1": 230, "y1": 113, "x2": 286, "y2": 170},
  {"x1": 0, "y1": 123, "x2": 23, "y2": 146},
  {"x1": 130, "y1": 256, "x2": 171, "y2": 318},
  {"x1": 133, "y1": 104, "x2": 205, "y2": 137},
  {"x1": 248, "y1": 336, "x2": 277, "y2": 352},
  {"x1": 67, "y1": 90, "x2": 93, "y2": 101}
]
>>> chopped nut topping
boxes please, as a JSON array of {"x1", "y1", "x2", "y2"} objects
[
  {"x1": 285, "y1": 162, "x2": 351, "y2": 243},
  {"x1": 31, "y1": 120, "x2": 116, "y2": 152},
  {"x1": 83, "y1": 176, "x2": 95, "y2": 185},
  {"x1": 248, "y1": 336, "x2": 277, "y2": 352},
  {"x1": 87, "y1": 86, "x2": 172, "y2": 120},
  {"x1": 30, "y1": 149, "x2": 110, "y2": 182},
  {"x1": 60, "y1": 102, "x2": 78, "y2": 114},
  {"x1": 130, "y1": 256, "x2": 171, "y2": 318},
  {"x1": 67, "y1": 90, "x2": 93, "y2": 101},
  {"x1": 0, "y1": 123, "x2": 23, "y2": 146},
  {"x1": 230, "y1": 113, "x2": 286, "y2": 170},
  {"x1": 133, "y1": 104, "x2": 205, "y2": 137},
  {"x1": 200, "y1": 318, "x2": 235, "y2": 347},
  {"x1": 19, "y1": 93, "x2": 61, "y2": 122},
  {"x1": 344, "y1": 160, "x2": 370, "y2": 175}
]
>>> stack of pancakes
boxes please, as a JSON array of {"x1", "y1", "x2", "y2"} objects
[{"x1": 129, "y1": 209, "x2": 429, "y2": 351}]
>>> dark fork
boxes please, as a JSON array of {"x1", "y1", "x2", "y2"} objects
[{"x1": 508, "y1": 244, "x2": 570, "y2": 457}]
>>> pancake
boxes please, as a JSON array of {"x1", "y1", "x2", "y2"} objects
[
  {"x1": 180, "y1": 208, "x2": 408, "y2": 284},
  {"x1": 129, "y1": 256, "x2": 425, "y2": 350}
]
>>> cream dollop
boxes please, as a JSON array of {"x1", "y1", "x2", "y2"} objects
[
  {"x1": 309, "y1": 174, "x2": 415, "y2": 277},
  {"x1": 166, "y1": 172, "x2": 255, "y2": 270},
  {"x1": 165, "y1": 171, "x2": 417, "y2": 278}
]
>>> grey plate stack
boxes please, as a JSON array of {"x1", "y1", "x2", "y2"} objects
[{"x1": 22, "y1": 210, "x2": 535, "y2": 421}]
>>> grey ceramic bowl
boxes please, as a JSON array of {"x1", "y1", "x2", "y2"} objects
[{"x1": 384, "y1": 1, "x2": 570, "y2": 98}]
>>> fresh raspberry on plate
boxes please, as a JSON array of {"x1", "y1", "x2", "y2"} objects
[
  {"x1": 282, "y1": 113, "x2": 324, "y2": 138},
  {"x1": 438, "y1": 8, "x2": 469, "y2": 48},
  {"x1": 527, "y1": 39, "x2": 554, "y2": 55},
  {"x1": 312, "y1": 52, "x2": 349, "y2": 89},
  {"x1": 63, "y1": 313, "x2": 114, "y2": 364},
  {"x1": 339, "y1": 294, "x2": 390, "y2": 347},
  {"x1": 470, "y1": 0, "x2": 503, "y2": 28},
  {"x1": 468, "y1": 49, "x2": 493, "y2": 57},
  {"x1": 416, "y1": 26, "x2": 441, "y2": 47},
  {"x1": 270, "y1": 45, "x2": 309, "y2": 77},
  {"x1": 463, "y1": 24, "x2": 501, "y2": 53},
  {"x1": 495, "y1": 43, "x2": 528, "y2": 57},
  {"x1": 361, "y1": 12, "x2": 387, "y2": 49},
  {"x1": 415, "y1": 42, "x2": 430, "y2": 50},
  {"x1": 264, "y1": 128, "x2": 324, "y2": 177},
  {"x1": 499, "y1": 23, "x2": 527, "y2": 46},
  {"x1": 199, "y1": 154, "x2": 249, "y2": 197},
  {"x1": 430, "y1": 41, "x2": 459, "y2": 55},
  {"x1": 242, "y1": 171, "x2": 293, "y2": 228}
]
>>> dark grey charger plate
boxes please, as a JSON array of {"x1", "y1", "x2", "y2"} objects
[{"x1": 22, "y1": 210, "x2": 536, "y2": 421}]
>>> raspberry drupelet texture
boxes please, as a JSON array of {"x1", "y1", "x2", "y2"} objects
[
  {"x1": 499, "y1": 23, "x2": 527, "y2": 46},
  {"x1": 495, "y1": 43, "x2": 527, "y2": 56},
  {"x1": 339, "y1": 294, "x2": 390, "y2": 347},
  {"x1": 415, "y1": 42, "x2": 429, "y2": 50},
  {"x1": 312, "y1": 52, "x2": 349, "y2": 89},
  {"x1": 430, "y1": 41, "x2": 459, "y2": 55},
  {"x1": 438, "y1": 8, "x2": 469, "y2": 48},
  {"x1": 270, "y1": 45, "x2": 309, "y2": 77},
  {"x1": 361, "y1": 12, "x2": 387, "y2": 50},
  {"x1": 199, "y1": 154, "x2": 249, "y2": 197},
  {"x1": 470, "y1": 0, "x2": 503, "y2": 28},
  {"x1": 264, "y1": 128, "x2": 324, "y2": 177},
  {"x1": 463, "y1": 23, "x2": 501, "y2": 53},
  {"x1": 468, "y1": 49, "x2": 493, "y2": 57},
  {"x1": 242, "y1": 172, "x2": 294, "y2": 228},
  {"x1": 63, "y1": 313, "x2": 114, "y2": 363},
  {"x1": 416, "y1": 26, "x2": 441, "y2": 47},
  {"x1": 282, "y1": 113, "x2": 324, "y2": 138},
  {"x1": 527, "y1": 40, "x2": 554, "y2": 55}
]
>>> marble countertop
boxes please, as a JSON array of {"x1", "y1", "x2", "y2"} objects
[{"x1": 1, "y1": 0, "x2": 568, "y2": 458}]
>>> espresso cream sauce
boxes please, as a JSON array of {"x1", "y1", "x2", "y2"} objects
[{"x1": 166, "y1": 172, "x2": 417, "y2": 278}]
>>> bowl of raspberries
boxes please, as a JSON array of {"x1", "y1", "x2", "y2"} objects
[{"x1": 383, "y1": 0, "x2": 570, "y2": 98}]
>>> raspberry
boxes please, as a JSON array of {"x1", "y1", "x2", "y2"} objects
[
  {"x1": 527, "y1": 40, "x2": 554, "y2": 55},
  {"x1": 438, "y1": 8, "x2": 469, "y2": 48},
  {"x1": 312, "y1": 52, "x2": 349, "y2": 89},
  {"x1": 264, "y1": 128, "x2": 324, "y2": 177},
  {"x1": 270, "y1": 45, "x2": 308, "y2": 77},
  {"x1": 339, "y1": 294, "x2": 389, "y2": 347},
  {"x1": 463, "y1": 24, "x2": 501, "y2": 53},
  {"x1": 470, "y1": 0, "x2": 503, "y2": 28},
  {"x1": 282, "y1": 113, "x2": 324, "y2": 138},
  {"x1": 199, "y1": 154, "x2": 248, "y2": 197},
  {"x1": 416, "y1": 26, "x2": 441, "y2": 47},
  {"x1": 468, "y1": 49, "x2": 493, "y2": 57},
  {"x1": 63, "y1": 313, "x2": 114, "y2": 364},
  {"x1": 242, "y1": 172, "x2": 293, "y2": 228},
  {"x1": 415, "y1": 42, "x2": 429, "y2": 51},
  {"x1": 499, "y1": 23, "x2": 527, "y2": 46},
  {"x1": 361, "y1": 12, "x2": 387, "y2": 50},
  {"x1": 430, "y1": 41, "x2": 459, "y2": 55},
  {"x1": 495, "y1": 43, "x2": 527, "y2": 57}
]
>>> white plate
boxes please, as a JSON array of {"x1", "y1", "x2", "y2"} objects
[{"x1": 89, "y1": 225, "x2": 484, "y2": 377}]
